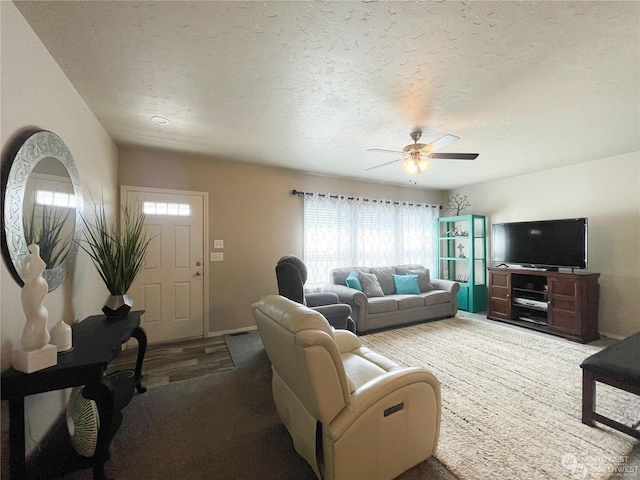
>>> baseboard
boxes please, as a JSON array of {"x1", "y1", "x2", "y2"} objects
[
  {"x1": 599, "y1": 331, "x2": 625, "y2": 341},
  {"x1": 207, "y1": 325, "x2": 257, "y2": 337}
]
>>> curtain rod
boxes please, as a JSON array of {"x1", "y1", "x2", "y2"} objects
[{"x1": 290, "y1": 190, "x2": 442, "y2": 209}]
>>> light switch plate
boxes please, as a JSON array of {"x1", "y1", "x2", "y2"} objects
[
  {"x1": 214, "y1": 239, "x2": 224, "y2": 249},
  {"x1": 210, "y1": 252, "x2": 224, "y2": 262}
]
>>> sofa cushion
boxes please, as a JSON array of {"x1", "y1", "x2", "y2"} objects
[
  {"x1": 396, "y1": 265, "x2": 433, "y2": 292},
  {"x1": 421, "y1": 290, "x2": 452, "y2": 306},
  {"x1": 394, "y1": 274, "x2": 420, "y2": 294},
  {"x1": 371, "y1": 267, "x2": 397, "y2": 295},
  {"x1": 395, "y1": 264, "x2": 424, "y2": 274},
  {"x1": 396, "y1": 295, "x2": 425, "y2": 310},
  {"x1": 359, "y1": 272, "x2": 385, "y2": 297},
  {"x1": 367, "y1": 297, "x2": 398, "y2": 314},
  {"x1": 345, "y1": 270, "x2": 363, "y2": 291},
  {"x1": 331, "y1": 267, "x2": 371, "y2": 287},
  {"x1": 410, "y1": 268, "x2": 434, "y2": 292}
]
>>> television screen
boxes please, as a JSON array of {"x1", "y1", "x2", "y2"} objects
[{"x1": 491, "y1": 218, "x2": 587, "y2": 270}]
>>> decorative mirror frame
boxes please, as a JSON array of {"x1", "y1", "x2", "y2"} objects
[{"x1": 2, "y1": 130, "x2": 83, "y2": 292}]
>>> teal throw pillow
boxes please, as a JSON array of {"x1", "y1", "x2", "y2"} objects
[
  {"x1": 345, "y1": 271, "x2": 363, "y2": 292},
  {"x1": 393, "y1": 274, "x2": 420, "y2": 295}
]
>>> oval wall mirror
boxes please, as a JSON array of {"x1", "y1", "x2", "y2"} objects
[{"x1": 2, "y1": 131, "x2": 83, "y2": 292}]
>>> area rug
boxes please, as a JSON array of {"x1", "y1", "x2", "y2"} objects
[{"x1": 360, "y1": 317, "x2": 640, "y2": 480}]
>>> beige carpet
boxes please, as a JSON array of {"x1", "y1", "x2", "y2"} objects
[{"x1": 360, "y1": 316, "x2": 639, "y2": 480}]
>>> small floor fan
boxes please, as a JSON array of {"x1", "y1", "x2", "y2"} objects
[{"x1": 66, "y1": 387, "x2": 100, "y2": 457}]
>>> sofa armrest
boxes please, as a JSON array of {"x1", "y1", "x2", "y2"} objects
[
  {"x1": 430, "y1": 278, "x2": 459, "y2": 294},
  {"x1": 334, "y1": 331, "x2": 401, "y2": 371},
  {"x1": 333, "y1": 329, "x2": 362, "y2": 354},
  {"x1": 430, "y1": 279, "x2": 460, "y2": 312},
  {"x1": 323, "y1": 284, "x2": 368, "y2": 326},
  {"x1": 327, "y1": 367, "x2": 441, "y2": 439},
  {"x1": 305, "y1": 291, "x2": 340, "y2": 307},
  {"x1": 313, "y1": 304, "x2": 352, "y2": 330},
  {"x1": 324, "y1": 284, "x2": 365, "y2": 303}
]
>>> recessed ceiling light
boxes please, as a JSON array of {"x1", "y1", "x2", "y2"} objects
[{"x1": 151, "y1": 116, "x2": 169, "y2": 125}]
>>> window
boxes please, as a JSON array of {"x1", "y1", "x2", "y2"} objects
[
  {"x1": 143, "y1": 202, "x2": 191, "y2": 216},
  {"x1": 303, "y1": 193, "x2": 439, "y2": 290},
  {"x1": 35, "y1": 190, "x2": 76, "y2": 208}
]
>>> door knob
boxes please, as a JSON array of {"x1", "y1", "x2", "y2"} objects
[
  {"x1": 195, "y1": 271, "x2": 202, "y2": 276},
  {"x1": 196, "y1": 261, "x2": 202, "y2": 266}
]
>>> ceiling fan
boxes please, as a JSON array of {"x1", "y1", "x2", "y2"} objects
[{"x1": 366, "y1": 130, "x2": 479, "y2": 175}]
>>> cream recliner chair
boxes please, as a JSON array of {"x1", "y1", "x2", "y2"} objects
[{"x1": 252, "y1": 295, "x2": 441, "y2": 480}]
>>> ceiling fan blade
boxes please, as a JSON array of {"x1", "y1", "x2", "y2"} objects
[
  {"x1": 365, "y1": 158, "x2": 401, "y2": 171},
  {"x1": 428, "y1": 152, "x2": 479, "y2": 160},
  {"x1": 421, "y1": 134, "x2": 460, "y2": 153},
  {"x1": 367, "y1": 148, "x2": 404, "y2": 155}
]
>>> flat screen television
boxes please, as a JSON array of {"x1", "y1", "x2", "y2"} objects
[{"x1": 491, "y1": 218, "x2": 588, "y2": 270}]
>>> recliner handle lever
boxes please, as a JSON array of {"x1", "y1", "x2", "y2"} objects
[{"x1": 384, "y1": 403, "x2": 404, "y2": 417}]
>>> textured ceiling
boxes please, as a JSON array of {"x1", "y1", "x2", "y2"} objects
[{"x1": 14, "y1": 1, "x2": 640, "y2": 190}]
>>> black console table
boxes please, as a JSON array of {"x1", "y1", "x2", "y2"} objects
[{"x1": 1, "y1": 311, "x2": 147, "y2": 480}]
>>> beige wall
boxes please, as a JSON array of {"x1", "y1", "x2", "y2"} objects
[
  {"x1": 450, "y1": 152, "x2": 640, "y2": 338},
  {"x1": 1, "y1": 1, "x2": 118, "y2": 460},
  {"x1": 118, "y1": 147, "x2": 447, "y2": 334},
  {"x1": 2, "y1": 0, "x2": 637, "y2": 468}
]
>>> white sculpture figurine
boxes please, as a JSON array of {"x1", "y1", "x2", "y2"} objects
[
  {"x1": 21, "y1": 243, "x2": 50, "y2": 351},
  {"x1": 13, "y1": 243, "x2": 57, "y2": 373}
]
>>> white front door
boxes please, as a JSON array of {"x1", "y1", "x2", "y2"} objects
[{"x1": 121, "y1": 186, "x2": 207, "y2": 343}]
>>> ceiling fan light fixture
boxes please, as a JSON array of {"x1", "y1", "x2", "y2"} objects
[
  {"x1": 418, "y1": 157, "x2": 432, "y2": 173},
  {"x1": 402, "y1": 158, "x2": 419, "y2": 175},
  {"x1": 366, "y1": 130, "x2": 477, "y2": 174},
  {"x1": 401, "y1": 151, "x2": 431, "y2": 175}
]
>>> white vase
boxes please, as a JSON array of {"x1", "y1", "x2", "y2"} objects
[
  {"x1": 50, "y1": 320, "x2": 73, "y2": 352},
  {"x1": 20, "y1": 244, "x2": 50, "y2": 351}
]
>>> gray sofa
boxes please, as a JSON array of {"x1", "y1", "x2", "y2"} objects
[{"x1": 324, "y1": 264, "x2": 460, "y2": 334}]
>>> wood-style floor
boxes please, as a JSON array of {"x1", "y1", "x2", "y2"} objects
[{"x1": 106, "y1": 335, "x2": 235, "y2": 389}]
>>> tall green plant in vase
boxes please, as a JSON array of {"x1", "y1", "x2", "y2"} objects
[{"x1": 78, "y1": 202, "x2": 153, "y2": 317}]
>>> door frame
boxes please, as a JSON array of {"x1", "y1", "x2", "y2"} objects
[{"x1": 120, "y1": 185, "x2": 210, "y2": 338}]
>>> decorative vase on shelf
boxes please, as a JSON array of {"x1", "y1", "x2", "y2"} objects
[
  {"x1": 50, "y1": 319, "x2": 73, "y2": 352},
  {"x1": 103, "y1": 294, "x2": 133, "y2": 318},
  {"x1": 77, "y1": 200, "x2": 152, "y2": 319}
]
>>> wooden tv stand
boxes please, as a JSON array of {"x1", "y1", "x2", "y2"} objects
[{"x1": 487, "y1": 267, "x2": 600, "y2": 343}]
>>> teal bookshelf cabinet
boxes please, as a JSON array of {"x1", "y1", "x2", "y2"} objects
[{"x1": 435, "y1": 214, "x2": 487, "y2": 313}]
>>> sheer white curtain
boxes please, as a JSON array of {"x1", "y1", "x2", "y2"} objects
[{"x1": 303, "y1": 193, "x2": 440, "y2": 291}]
